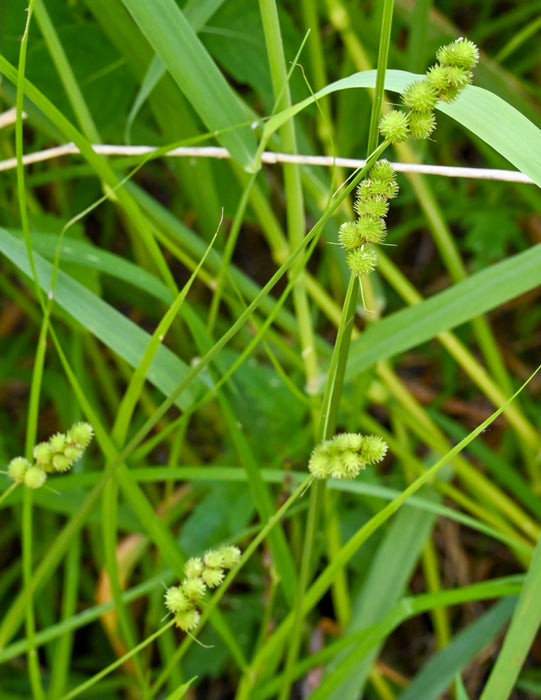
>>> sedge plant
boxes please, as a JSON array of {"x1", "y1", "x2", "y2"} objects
[{"x1": 2, "y1": 1, "x2": 541, "y2": 698}]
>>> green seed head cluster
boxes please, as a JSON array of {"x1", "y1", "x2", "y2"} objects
[
  {"x1": 6, "y1": 422, "x2": 94, "y2": 490},
  {"x1": 378, "y1": 37, "x2": 478, "y2": 144},
  {"x1": 165, "y1": 544, "x2": 241, "y2": 632},
  {"x1": 339, "y1": 159, "x2": 398, "y2": 277},
  {"x1": 309, "y1": 432, "x2": 388, "y2": 480}
]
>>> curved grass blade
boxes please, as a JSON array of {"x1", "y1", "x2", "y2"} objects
[
  {"x1": 120, "y1": 0, "x2": 257, "y2": 170},
  {"x1": 260, "y1": 70, "x2": 541, "y2": 186}
]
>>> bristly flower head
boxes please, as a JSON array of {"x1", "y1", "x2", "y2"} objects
[
  {"x1": 346, "y1": 247, "x2": 378, "y2": 276},
  {"x1": 436, "y1": 38, "x2": 479, "y2": 70},
  {"x1": 201, "y1": 566, "x2": 225, "y2": 589},
  {"x1": 181, "y1": 577, "x2": 206, "y2": 603},
  {"x1": 174, "y1": 608, "x2": 200, "y2": 632},
  {"x1": 358, "y1": 435, "x2": 388, "y2": 464},
  {"x1": 354, "y1": 195, "x2": 389, "y2": 219},
  {"x1": 379, "y1": 110, "x2": 410, "y2": 143},
  {"x1": 24, "y1": 466, "x2": 47, "y2": 490},
  {"x1": 67, "y1": 422, "x2": 94, "y2": 449},
  {"x1": 402, "y1": 80, "x2": 438, "y2": 112},
  {"x1": 338, "y1": 221, "x2": 364, "y2": 250},
  {"x1": 408, "y1": 111, "x2": 436, "y2": 140},
  {"x1": 164, "y1": 586, "x2": 191, "y2": 615},
  {"x1": 184, "y1": 557, "x2": 204, "y2": 579},
  {"x1": 217, "y1": 545, "x2": 241, "y2": 569},
  {"x1": 33, "y1": 442, "x2": 53, "y2": 471},
  {"x1": 308, "y1": 432, "x2": 389, "y2": 480},
  {"x1": 204, "y1": 549, "x2": 224, "y2": 569},
  {"x1": 369, "y1": 159, "x2": 396, "y2": 184},
  {"x1": 7, "y1": 457, "x2": 31, "y2": 483}
]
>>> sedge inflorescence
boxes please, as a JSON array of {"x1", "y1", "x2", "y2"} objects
[
  {"x1": 164, "y1": 544, "x2": 241, "y2": 632},
  {"x1": 379, "y1": 37, "x2": 479, "y2": 143},
  {"x1": 339, "y1": 159, "x2": 398, "y2": 277},
  {"x1": 308, "y1": 433, "x2": 388, "y2": 480},
  {"x1": 6, "y1": 422, "x2": 94, "y2": 489}
]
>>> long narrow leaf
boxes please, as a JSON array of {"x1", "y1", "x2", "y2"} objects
[
  {"x1": 0, "y1": 227, "x2": 208, "y2": 408},
  {"x1": 120, "y1": 0, "x2": 257, "y2": 170},
  {"x1": 261, "y1": 70, "x2": 541, "y2": 186},
  {"x1": 346, "y1": 244, "x2": 541, "y2": 378}
]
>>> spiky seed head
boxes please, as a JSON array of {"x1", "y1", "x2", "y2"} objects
[
  {"x1": 379, "y1": 110, "x2": 410, "y2": 143},
  {"x1": 426, "y1": 65, "x2": 462, "y2": 101},
  {"x1": 64, "y1": 445, "x2": 84, "y2": 462},
  {"x1": 184, "y1": 557, "x2": 204, "y2": 579},
  {"x1": 24, "y1": 466, "x2": 47, "y2": 489},
  {"x1": 52, "y1": 455, "x2": 71, "y2": 473},
  {"x1": 346, "y1": 247, "x2": 378, "y2": 276},
  {"x1": 402, "y1": 80, "x2": 438, "y2": 112},
  {"x1": 49, "y1": 433, "x2": 67, "y2": 453},
  {"x1": 369, "y1": 159, "x2": 396, "y2": 184},
  {"x1": 34, "y1": 442, "x2": 53, "y2": 469},
  {"x1": 408, "y1": 111, "x2": 437, "y2": 139},
  {"x1": 308, "y1": 443, "x2": 332, "y2": 479},
  {"x1": 217, "y1": 545, "x2": 241, "y2": 569},
  {"x1": 356, "y1": 215, "x2": 387, "y2": 244},
  {"x1": 203, "y1": 549, "x2": 224, "y2": 569},
  {"x1": 354, "y1": 195, "x2": 389, "y2": 219},
  {"x1": 338, "y1": 221, "x2": 364, "y2": 250},
  {"x1": 436, "y1": 38, "x2": 479, "y2": 70},
  {"x1": 174, "y1": 608, "x2": 200, "y2": 632},
  {"x1": 446, "y1": 66, "x2": 472, "y2": 88},
  {"x1": 201, "y1": 567, "x2": 225, "y2": 589},
  {"x1": 330, "y1": 434, "x2": 354, "y2": 452},
  {"x1": 361, "y1": 435, "x2": 388, "y2": 464},
  {"x1": 341, "y1": 451, "x2": 365, "y2": 477},
  {"x1": 164, "y1": 586, "x2": 191, "y2": 614},
  {"x1": 369, "y1": 178, "x2": 400, "y2": 199},
  {"x1": 426, "y1": 64, "x2": 450, "y2": 90},
  {"x1": 181, "y1": 577, "x2": 206, "y2": 602},
  {"x1": 8, "y1": 457, "x2": 31, "y2": 483},
  {"x1": 67, "y1": 422, "x2": 94, "y2": 448}
]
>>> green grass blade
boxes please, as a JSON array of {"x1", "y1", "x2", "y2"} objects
[
  {"x1": 480, "y1": 532, "x2": 541, "y2": 700},
  {"x1": 261, "y1": 70, "x2": 541, "y2": 186},
  {"x1": 323, "y1": 487, "x2": 444, "y2": 698},
  {"x1": 397, "y1": 597, "x2": 516, "y2": 700},
  {"x1": 0, "y1": 228, "x2": 207, "y2": 409},
  {"x1": 346, "y1": 244, "x2": 541, "y2": 377},
  {"x1": 120, "y1": 0, "x2": 257, "y2": 170}
]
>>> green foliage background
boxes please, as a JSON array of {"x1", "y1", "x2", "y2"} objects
[{"x1": 1, "y1": 1, "x2": 541, "y2": 698}]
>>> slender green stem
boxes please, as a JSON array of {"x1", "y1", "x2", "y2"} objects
[
  {"x1": 150, "y1": 476, "x2": 313, "y2": 698},
  {"x1": 259, "y1": 0, "x2": 320, "y2": 401},
  {"x1": 240, "y1": 369, "x2": 537, "y2": 686},
  {"x1": 0, "y1": 482, "x2": 19, "y2": 507},
  {"x1": 63, "y1": 621, "x2": 175, "y2": 700},
  {"x1": 278, "y1": 3, "x2": 395, "y2": 693},
  {"x1": 367, "y1": 0, "x2": 395, "y2": 154},
  {"x1": 208, "y1": 173, "x2": 257, "y2": 331},
  {"x1": 23, "y1": 489, "x2": 45, "y2": 700}
]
